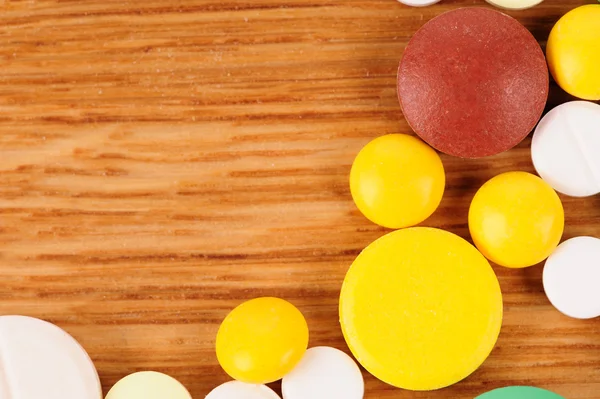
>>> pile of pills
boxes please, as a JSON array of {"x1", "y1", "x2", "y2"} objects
[{"x1": 2, "y1": 3, "x2": 597, "y2": 399}]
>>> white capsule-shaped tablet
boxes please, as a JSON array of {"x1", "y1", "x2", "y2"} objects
[
  {"x1": 397, "y1": 0, "x2": 441, "y2": 7},
  {"x1": 205, "y1": 381, "x2": 281, "y2": 399},
  {"x1": 532, "y1": 101, "x2": 600, "y2": 197},
  {"x1": 485, "y1": 0, "x2": 543, "y2": 10},
  {"x1": 282, "y1": 346, "x2": 364, "y2": 399},
  {"x1": 106, "y1": 371, "x2": 191, "y2": 399},
  {"x1": 543, "y1": 236, "x2": 600, "y2": 319},
  {"x1": 0, "y1": 315, "x2": 102, "y2": 399}
]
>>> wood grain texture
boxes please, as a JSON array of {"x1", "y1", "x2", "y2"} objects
[{"x1": 0, "y1": 0, "x2": 598, "y2": 397}]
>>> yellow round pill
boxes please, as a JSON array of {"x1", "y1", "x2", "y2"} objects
[
  {"x1": 546, "y1": 4, "x2": 600, "y2": 100},
  {"x1": 469, "y1": 171, "x2": 564, "y2": 268},
  {"x1": 105, "y1": 371, "x2": 191, "y2": 399},
  {"x1": 216, "y1": 297, "x2": 309, "y2": 384},
  {"x1": 350, "y1": 134, "x2": 445, "y2": 229},
  {"x1": 339, "y1": 227, "x2": 502, "y2": 390}
]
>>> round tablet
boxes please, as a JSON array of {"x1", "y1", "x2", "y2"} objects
[
  {"x1": 206, "y1": 381, "x2": 281, "y2": 399},
  {"x1": 0, "y1": 315, "x2": 101, "y2": 399},
  {"x1": 532, "y1": 101, "x2": 600, "y2": 197},
  {"x1": 282, "y1": 347, "x2": 364, "y2": 399},
  {"x1": 339, "y1": 227, "x2": 502, "y2": 390},
  {"x1": 469, "y1": 172, "x2": 564, "y2": 268},
  {"x1": 397, "y1": 8, "x2": 548, "y2": 158},
  {"x1": 397, "y1": 0, "x2": 441, "y2": 7},
  {"x1": 105, "y1": 371, "x2": 191, "y2": 399},
  {"x1": 476, "y1": 386, "x2": 565, "y2": 399},
  {"x1": 485, "y1": 0, "x2": 542, "y2": 10},
  {"x1": 349, "y1": 134, "x2": 445, "y2": 229},
  {"x1": 543, "y1": 236, "x2": 600, "y2": 319},
  {"x1": 547, "y1": 5, "x2": 600, "y2": 101},
  {"x1": 216, "y1": 297, "x2": 309, "y2": 384}
]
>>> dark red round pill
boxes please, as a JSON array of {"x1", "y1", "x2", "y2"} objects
[{"x1": 397, "y1": 8, "x2": 548, "y2": 158}]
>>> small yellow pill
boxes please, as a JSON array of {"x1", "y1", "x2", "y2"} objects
[
  {"x1": 546, "y1": 4, "x2": 600, "y2": 100},
  {"x1": 105, "y1": 371, "x2": 191, "y2": 399},
  {"x1": 216, "y1": 297, "x2": 308, "y2": 384},
  {"x1": 340, "y1": 227, "x2": 502, "y2": 390},
  {"x1": 350, "y1": 134, "x2": 445, "y2": 229},
  {"x1": 469, "y1": 171, "x2": 564, "y2": 268}
]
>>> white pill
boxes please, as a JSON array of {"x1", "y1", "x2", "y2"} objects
[
  {"x1": 543, "y1": 236, "x2": 600, "y2": 319},
  {"x1": 282, "y1": 346, "x2": 364, "y2": 399},
  {"x1": 206, "y1": 381, "x2": 281, "y2": 399},
  {"x1": 531, "y1": 101, "x2": 600, "y2": 197},
  {"x1": 397, "y1": 0, "x2": 441, "y2": 7},
  {"x1": 0, "y1": 315, "x2": 102, "y2": 399},
  {"x1": 485, "y1": 0, "x2": 543, "y2": 10}
]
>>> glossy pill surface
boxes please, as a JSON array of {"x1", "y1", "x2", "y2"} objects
[
  {"x1": 469, "y1": 172, "x2": 564, "y2": 268},
  {"x1": 206, "y1": 381, "x2": 281, "y2": 399},
  {"x1": 216, "y1": 297, "x2": 309, "y2": 384},
  {"x1": 350, "y1": 134, "x2": 444, "y2": 229},
  {"x1": 547, "y1": 5, "x2": 600, "y2": 100},
  {"x1": 476, "y1": 386, "x2": 565, "y2": 399}
]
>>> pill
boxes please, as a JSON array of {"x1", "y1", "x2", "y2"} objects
[
  {"x1": 543, "y1": 236, "x2": 600, "y2": 319},
  {"x1": 216, "y1": 297, "x2": 309, "y2": 384},
  {"x1": 476, "y1": 386, "x2": 565, "y2": 399},
  {"x1": 0, "y1": 315, "x2": 101, "y2": 399},
  {"x1": 206, "y1": 381, "x2": 281, "y2": 399},
  {"x1": 485, "y1": 0, "x2": 543, "y2": 10},
  {"x1": 397, "y1": 8, "x2": 548, "y2": 158},
  {"x1": 339, "y1": 227, "x2": 502, "y2": 390},
  {"x1": 105, "y1": 371, "x2": 191, "y2": 399},
  {"x1": 282, "y1": 346, "x2": 364, "y2": 399},
  {"x1": 469, "y1": 171, "x2": 564, "y2": 268},
  {"x1": 547, "y1": 5, "x2": 600, "y2": 100},
  {"x1": 531, "y1": 101, "x2": 600, "y2": 197},
  {"x1": 349, "y1": 134, "x2": 445, "y2": 229},
  {"x1": 397, "y1": 0, "x2": 441, "y2": 7}
]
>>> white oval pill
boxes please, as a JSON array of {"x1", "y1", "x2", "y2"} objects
[
  {"x1": 531, "y1": 101, "x2": 600, "y2": 197},
  {"x1": 543, "y1": 236, "x2": 600, "y2": 319},
  {"x1": 0, "y1": 315, "x2": 101, "y2": 399},
  {"x1": 106, "y1": 371, "x2": 191, "y2": 399},
  {"x1": 206, "y1": 380, "x2": 281, "y2": 399},
  {"x1": 485, "y1": 0, "x2": 543, "y2": 10},
  {"x1": 397, "y1": 0, "x2": 441, "y2": 7},
  {"x1": 282, "y1": 346, "x2": 364, "y2": 399}
]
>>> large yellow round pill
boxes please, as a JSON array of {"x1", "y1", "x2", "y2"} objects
[
  {"x1": 350, "y1": 134, "x2": 445, "y2": 229},
  {"x1": 216, "y1": 297, "x2": 309, "y2": 384},
  {"x1": 339, "y1": 227, "x2": 502, "y2": 390},
  {"x1": 546, "y1": 4, "x2": 600, "y2": 100},
  {"x1": 469, "y1": 171, "x2": 564, "y2": 268}
]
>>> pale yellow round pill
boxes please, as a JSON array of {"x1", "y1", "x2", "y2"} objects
[{"x1": 105, "y1": 371, "x2": 191, "y2": 399}]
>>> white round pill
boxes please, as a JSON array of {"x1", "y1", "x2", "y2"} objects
[
  {"x1": 531, "y1": 101, "x2": 600, "y2": 197},
  {"x1": 485, "y1": 0, "x2": 543, "y2": 10},
  {"x1": 397, "y1": 0, "x2": 441, "y2": 7},
  {"x1": 543, "y1": 236, "x2": 600, "y2": 319},
  {"x1": 282, "y1": 346, "x2": 364, "y2": 399},
  {"x1": 206, "y1": 381, "x2": 281, "y2": 399},
  {"x1": 0, "y1": 315, "x2": 102, "y2": 399}
]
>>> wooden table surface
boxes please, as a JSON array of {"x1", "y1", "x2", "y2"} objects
[{"x1": 1, "y1": 0, "x2": 599, "y2": 398}]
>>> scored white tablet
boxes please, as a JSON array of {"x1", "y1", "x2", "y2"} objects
[
  {"x1": 543, "y1": 236, "x2": 600, "y2": 319},
  {"x1": 282, "y1": 346, "x2": 364, "y2": 399},
  {"x1": 531, "y1": 101, "x2": 600, "y2": 197},
  {"x1": 206, "y1": 381, "x2": 281, "y2": 399},
  {"x1": 0, "y1": 315, "x2": 102, "y2": 399}
]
